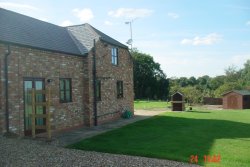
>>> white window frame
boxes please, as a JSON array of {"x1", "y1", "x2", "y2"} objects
[{"x1": 111, "y1": 47, "x2": 118, "y2": 65}]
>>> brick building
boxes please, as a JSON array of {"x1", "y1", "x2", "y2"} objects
[{"x1": 0, "y1": 8, "x2": 134, "y2": 136}]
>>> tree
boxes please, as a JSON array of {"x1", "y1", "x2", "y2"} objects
[
  {"x1": 224, "y1": 65, "x2": 241, "y2": 82},
  {"x1": 210, "y1": 75, "x2": 225, "y2": 90},
  {"x1": 180, "y1": 86, "x2": 202, "y2": 105},
  {"x1": 241, "y1": 60, "x2": 250, "y2": 87},
  {"x1": 214, "y1": 82, "x2": 243, "y2": 97},
  {"x1": 169, "y1": 59, "x2": 250, "y2": 102},
  {"x1": 188, "y1": 76, "x2": 197, "y2": 86},
  {"x1": 131, "y1": 49, "x2": 169, "y2": 100},
  {"x1": 178, "y1": 77, "x2": 189, "y2": 87}
]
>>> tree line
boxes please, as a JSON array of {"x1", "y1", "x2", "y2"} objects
[
  {"x1": 170, "y1": 60, "x2": 250, "y2": 104},
  {"x1": 132, "y1": 49, "x2": 250, "y2": 103}
]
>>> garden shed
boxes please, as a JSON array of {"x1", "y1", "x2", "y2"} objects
[
  {"x1": 171, "y1": 92, "x2": 185, "y2": 111},
  {"x1": 222, "y1": 90, "x2": 250, "y2": 109}
]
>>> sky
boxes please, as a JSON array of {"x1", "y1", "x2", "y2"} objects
[{"x1": 1, "y1": 0, "x2": 250, "y2": 78}]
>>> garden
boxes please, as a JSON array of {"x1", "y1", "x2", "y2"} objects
[{"x1": 68, "y1": 102, "x2": 250, "y2": 167}]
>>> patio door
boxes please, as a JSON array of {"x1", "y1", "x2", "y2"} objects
[{"x1": 24, "y1": 78, "x2": 46, "y2": 135}]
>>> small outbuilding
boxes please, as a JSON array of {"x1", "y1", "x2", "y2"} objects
[
  {"x1": 222, "y1": 90, "x2": 250, "y2": 109},
  {"x1": 171, "y1": 92, "x2": 185, "y2": 111}
]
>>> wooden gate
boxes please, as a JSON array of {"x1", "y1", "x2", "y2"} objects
[{"x1": 27, "y1": 88, "x2": 51, "y2": 140}]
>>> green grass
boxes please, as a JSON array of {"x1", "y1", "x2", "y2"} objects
[
  {"x1": 134, "y1": 100, "x2": 170, "y2": 110},
  {"x1": 68, "y1": 109, "x2": 250, "y2": 167}
]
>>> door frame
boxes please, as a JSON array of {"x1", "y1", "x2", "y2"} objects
[{"x1": 23, "y1": 77, "x2": 45, "y2": 135}]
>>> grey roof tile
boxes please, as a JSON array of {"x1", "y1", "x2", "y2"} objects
[
  {"x1": 0, "y1": 8, "x2": 127, "y2": 56},
  {"x1": 0, "y1": 8, "x2": 82, "y2": 56},
  {"x1": 67, "y1": 24, "x2": 128, "y2": 54},
  {"x1": 234, "y1": 90, "x2": 250, "y2": 95},
  {"x1": 89, "y1": 24, "x2": 128, "y2": 49},
  {"x1": 67, "y1": 24, "x2": 99, "y2": 54},
  {"x1": 223, "y1": 90, "x2": 250, "y2": 96}
]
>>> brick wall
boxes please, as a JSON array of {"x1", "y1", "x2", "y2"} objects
[
  {"x1": 92, "y1": 41, "x2": 134, "y2": 124},
  {"x1": 0, "y1": 40, "x2": 134, "y2": 135},
  {"x1": 0, "y1": 43, "x2": 88, "y2": 135}
]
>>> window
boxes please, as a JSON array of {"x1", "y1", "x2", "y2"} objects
[
  {"x1": 96, "y1": 80, "x2": 101, "y2": 101},
  {"x1": 111, "y1": 47, "x2": 118, "y2": 65},
  {"x1": 59, "y1": 78, "x2": 72, "y2": 103},
  {"x1": 117, "y1": 81, "x2": 123, "y2": 98}
]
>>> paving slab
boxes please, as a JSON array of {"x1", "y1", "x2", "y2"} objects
[{"x1": 52, "y1": 109, "x2": 167, "y2": 146}]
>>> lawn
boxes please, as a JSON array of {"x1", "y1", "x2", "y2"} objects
[
  {"x1": 68, "y1": 109, "x2": 250, "y2": 167},
  {"x1": 134, "y1": 100, "x2": 170, "y2": 110}
]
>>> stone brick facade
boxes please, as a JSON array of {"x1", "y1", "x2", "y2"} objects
[
  {"x1": 94, "y1": 41, "x2": 134, "y2": 124},
  {"x1": 0, "y1": 40, "x2": 133, "y2": 136}
]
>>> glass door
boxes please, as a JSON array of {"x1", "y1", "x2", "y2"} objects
[{"x1": 24, "y1": 78, "x2": 45, "y2": 135}]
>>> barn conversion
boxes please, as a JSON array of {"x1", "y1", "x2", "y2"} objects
[
  {"x1": 0, "y1": 8, "x2": 134, "y2": 136},
  {"x1": 222, "y1": 90, "x2": 250, "y2": 109}
]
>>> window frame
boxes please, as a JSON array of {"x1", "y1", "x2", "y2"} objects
[
  {"x1": 59, "y1": 78, "x2": 72, "y2": 103},
  {"x1": 96, "y1": 80, "x2": 101, "y2": 101},
  {"x1": 117, "y1": 80, "x2": 123, "y2": 98},
  {"x1": 111, "y1": 47, "x2": 118, "y2": 65}
]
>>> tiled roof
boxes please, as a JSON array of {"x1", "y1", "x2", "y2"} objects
[
  {"x1": 89, "y1": 24, "x2": 128, "y2": 49},
  {"x1": 66, "y1": 24, "x2": 100, "y2": 54},
  {"x1": 0, "y1": 8, "x2": 82, "y2": 56},
  {"x1": 233, "y1": 90, "x2": 250, "y2": 95},
  {"x1": 0, "y1": 8, "x2": 127, "y2": 56},
  {"x1": 223, "y1": 90, "x2": 250, "y2": 96},
  {"x1": 67, "y1": 24, "x2": 128, "y2": 54}
]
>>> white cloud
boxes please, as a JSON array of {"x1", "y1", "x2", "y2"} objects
[
  {"x1": 104, "y1": 21, "x2": 113, "y2": 26},
  {"x1": 73, "y1": 8, "x2": 94, "y2": 22},
  {"x1": 246, "y1": 21, "x2": 250, "y2": 26},
  {"x1": 108, "y1": 8, "x2": 153, "y2": 18},
  {"x1": 0, "y1": 2, "x2": 38, "y2": 11},
  {"x1": 181, "y1": 33, "x2": 222, "y2": 46},
  {"x1": 167, "y1": 12, "x2": 179, "y2": 19},
  {"x1": 60, "y1": 20, "x2": 73, "y2": 27}
]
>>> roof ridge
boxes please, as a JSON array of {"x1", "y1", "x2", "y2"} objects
[
  {"x1": 88, "y1": 24, "x2": 128, "y2": 48},
  {"x1": 67, "y1": 23, "x2": 128, "y2": 49},
  {"x1": 222, "y1": 89, "x2": 250, "y2": 96},
  {"x1": 66, "y1": 23, "x2": 87, "y2": 28},
  {"x1": 66, "y1": 28, "x2": 87, "y2": 55},
  {"x1": 84, "y1": 23, "x2": 101, "y2": 39},
  {"x1": 66, "y1": 23, "x2": 100, "y2": 39}
]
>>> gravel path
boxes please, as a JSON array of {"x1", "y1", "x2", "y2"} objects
[{"x1": 0, "y1": 136, "x2": 200, "y2": 167}]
